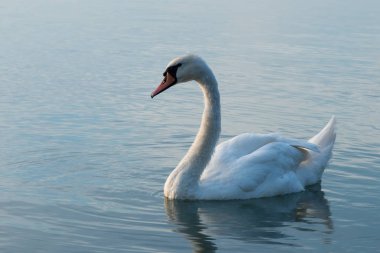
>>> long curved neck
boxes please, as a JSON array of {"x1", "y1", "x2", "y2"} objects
[
  {"x1": 164, "y1": 71, "x2": 221, "y2": 199},
  {"x1": 188, "y1": 74, "x2": 221, "y2": 171}
]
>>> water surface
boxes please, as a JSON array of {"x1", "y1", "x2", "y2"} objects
[{"x1": 1, "y1": 0, "x2": 379, "y2": 252}]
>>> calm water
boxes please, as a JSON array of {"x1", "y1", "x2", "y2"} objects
[{"x1": 1, "y1": 0, "x2": 380, "y2": 252}]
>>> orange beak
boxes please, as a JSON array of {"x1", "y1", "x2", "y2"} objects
[{"x1": 151, "y1": 72, "x2": 177, "y2": 98}]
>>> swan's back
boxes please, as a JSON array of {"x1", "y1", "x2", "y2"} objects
[{"x1": 198, "y1": 117, "x2": 336, "y2": 200}]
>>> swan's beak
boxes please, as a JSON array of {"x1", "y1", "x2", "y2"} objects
[{"x1": 151, "y1": 72, "x2": 176, "y2": 98}]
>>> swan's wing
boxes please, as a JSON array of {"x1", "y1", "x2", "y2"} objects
[
  {"x1": 212, "y1": 133, "x2": 318, "y2": 164},
  {"x1": 213, "y1": 133, "x2": 279, "y2": 162},
  {"x1": 201, "y1": 133, "x2": 279, "y2": 189},
  {"x1": 234, "y1": 142, "x2": 307, "y2": 194},
  {"x1": 202, "y1": 137, "x2": 317, "y2": 199}
]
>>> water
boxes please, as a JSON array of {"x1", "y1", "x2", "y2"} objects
[{"x1": 1, "y1": 0, "x2": 379, "y2": 252}]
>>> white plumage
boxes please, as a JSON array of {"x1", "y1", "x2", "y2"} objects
[{"x1": 151, "y1": 55, "x2": 336, "y2": 200}]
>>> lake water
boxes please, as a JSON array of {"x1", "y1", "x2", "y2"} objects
[{"x1": 1, "y1": 0, "x2": 380, "y2": 252}]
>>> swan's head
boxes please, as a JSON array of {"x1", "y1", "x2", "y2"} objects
[{"x1": 151, "y1": 55, "x2": 210, "y2": 98}]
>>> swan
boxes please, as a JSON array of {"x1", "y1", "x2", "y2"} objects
[{"x1": 151, "y1": 55, "x2": 336, "y2": 200}]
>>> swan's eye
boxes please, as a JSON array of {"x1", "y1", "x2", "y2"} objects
[
  {"x1": 166, "y1": 67, "x2": 175, "y2": 77},
  {"x1": 165, "y1": 63, "x2": 182, "y2": 78}
]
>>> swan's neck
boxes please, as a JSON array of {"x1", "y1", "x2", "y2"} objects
[{"x1": 164, "y1": 72, "x2": 221, "y2": 199}]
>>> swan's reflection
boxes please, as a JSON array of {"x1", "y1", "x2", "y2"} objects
[{"x1": 165, "y1": 184, "x2": 332, "y2": 253}]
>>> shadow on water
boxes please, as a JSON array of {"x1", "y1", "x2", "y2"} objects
[{"x1": 164, "y1": 184, "x2": 333, "y2": 253}]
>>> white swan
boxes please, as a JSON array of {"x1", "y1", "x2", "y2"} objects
[{"x1": 151, "y1": 55, "x2": 336, "y2": 200}]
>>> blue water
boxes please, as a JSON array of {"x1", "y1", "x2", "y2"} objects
[{"x1": 1, "y1": 0, "x2": 379, "y2": 252}]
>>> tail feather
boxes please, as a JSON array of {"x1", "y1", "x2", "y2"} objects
[
  {"x1": 309, "y1": 116, "x2": 336, "y2": 148},
  {"x1": 297, "y1": 116, "x2": 336, "y2": 186}
]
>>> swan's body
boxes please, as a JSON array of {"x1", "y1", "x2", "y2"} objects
[{"x1": 151, "y1": 55, "x2": 336, "y2": 200}]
